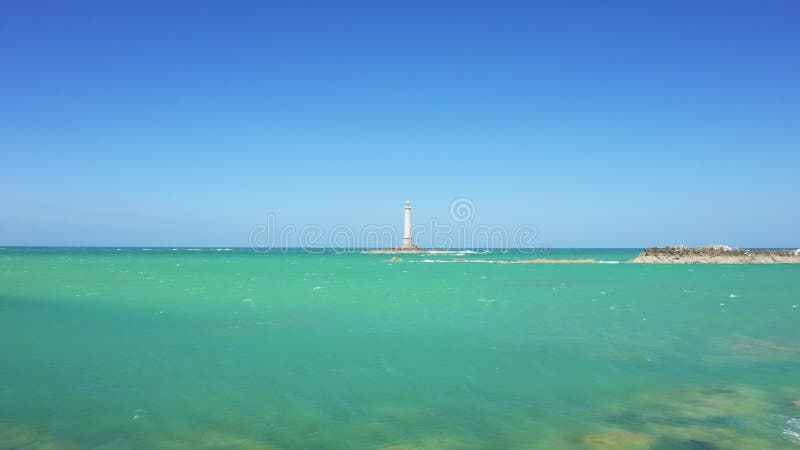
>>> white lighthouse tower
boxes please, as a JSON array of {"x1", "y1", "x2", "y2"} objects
[{"x1": 401, "y1": 201, "x2": 414, "y2": 249}]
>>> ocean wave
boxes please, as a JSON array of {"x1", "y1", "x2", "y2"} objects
[{"x1": 784, "y1": 416, "x2": 800, "y2": 444}]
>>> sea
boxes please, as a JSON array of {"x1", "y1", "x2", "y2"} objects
[{"x1": 1, "y1": 247, "x2": 799, "y2": 449}]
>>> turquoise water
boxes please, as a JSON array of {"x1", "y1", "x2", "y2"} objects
[{"x1": 1, "y1": 248, "x2": 799, "y2": 449}]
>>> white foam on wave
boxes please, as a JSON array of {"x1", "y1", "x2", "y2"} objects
[
  {"x1": 783, "y1": 416, "x2": 800, "y2": 444},
  {"x1": 187, "y1": 248, "x2": 201, "y2": 251},
  {"x1": 598, "y1": 260, "x2": 620, "y2": 264}
]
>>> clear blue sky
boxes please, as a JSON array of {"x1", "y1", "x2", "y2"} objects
[{"x1": 1, "y1": 1, "x2": 798, "y2": 247}]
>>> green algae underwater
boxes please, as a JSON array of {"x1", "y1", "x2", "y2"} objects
[{"x1": 1, "y1": 248, "x2": 799, "y2": 449}]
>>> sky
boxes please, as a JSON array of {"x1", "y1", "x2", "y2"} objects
[{"x1": 1, "y1": 0, "x2": 798, "y2": 248}]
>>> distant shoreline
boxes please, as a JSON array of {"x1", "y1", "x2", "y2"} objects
[
  {"x1": 2, "y1": 246, "x2": 799, "y2": 263},
  {"x1": 362, "y1": 248, "x2": 475, "y2": 255},
  {"x1": 369, "y1": 245, "x2": 800, "y2": 264}
]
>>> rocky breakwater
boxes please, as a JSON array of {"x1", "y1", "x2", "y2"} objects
[{"x1": 631, "y1": 245, "x2": 800, "y2": 264}]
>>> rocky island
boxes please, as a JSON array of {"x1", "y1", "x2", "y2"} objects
[{"x1": 631, "y1": 245, "x2": 800, "y2": 264}]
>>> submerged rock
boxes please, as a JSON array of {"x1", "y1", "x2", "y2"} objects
[
  {"x1": 717, "y1": 336, "x2": 800, "y2": 362},
  {"x1": 0, "y1": 422, "x2": 76, "y2": 450},
  {"x1": 161, "y1": 430, "x2": 276, "y2": 450},
  {"x1": 651, "y1": 436, "x2": 719, "y2": 450},
  {"x1": 624, "y1": 385, "x2": 780, "y2": 448},
  {"x1": 379, "y1": 434, "x2": 481, "y2": 450},
  {"x1": 579, "y1": 430, "x2": 653, "y2": 449}
]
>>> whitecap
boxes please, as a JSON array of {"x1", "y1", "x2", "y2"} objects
[
  {"x1": 785, "y1": 429, "x2": 800, "y2": 444},
  {"x1": 783, "y1": 416, "x2": 800, "y2": 444},
  {"x1": 729, "y1": 294, "x2": 737, "y2": 298}
]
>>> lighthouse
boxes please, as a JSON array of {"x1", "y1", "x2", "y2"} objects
[{"x1": 402, "y1": 201, "x2": 414, "y2": 249}]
